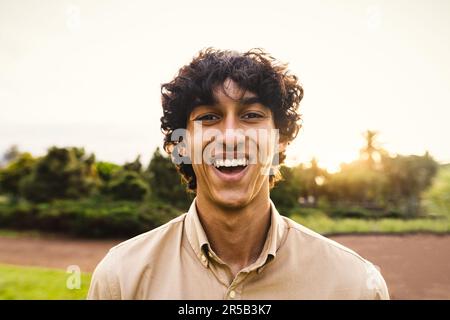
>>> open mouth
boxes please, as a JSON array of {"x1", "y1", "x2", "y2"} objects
[{"x1": 211, "y1": 158, "x2": 249, "y2": 181}]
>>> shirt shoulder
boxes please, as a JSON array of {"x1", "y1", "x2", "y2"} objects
[
  {"x1": 281, "y1": 216, "x2": 390, "y2": 300},
  {"x1": 87, "y1": 213, "x2": 187, "y2": 299}
]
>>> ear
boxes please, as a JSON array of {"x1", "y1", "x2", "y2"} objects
[
  {"x1": 170, "y1": 142, "x2": 190, "y2": 165},
  {"x1": 178, "y1": 144, "x2": 187, "y2": 157},
  {"x1": 269, "y1": 140, "x2": 288, "y2": 170},
  {"x1": 277, "y1": 140, "x2": 288, "y2": 153}
]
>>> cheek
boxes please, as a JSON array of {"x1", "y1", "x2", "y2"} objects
[
  {"x1": 185, "y1": 129, "x2": 206, "y2": 165},
  {"x1": 254, "y1": 129, "x2": 279, "y2": 165}
]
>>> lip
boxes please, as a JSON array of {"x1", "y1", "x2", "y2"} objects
[{"x1": 210, "y1": 163, "x2": 251, "y2": 183}]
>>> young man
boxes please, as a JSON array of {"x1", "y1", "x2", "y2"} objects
[{"x1": 88, "y1": 48, "x2": 389, "y2": 299}]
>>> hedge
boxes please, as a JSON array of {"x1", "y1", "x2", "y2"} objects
[{"x1": 0, "y1": 198, "x2": 183, "y2": 238}]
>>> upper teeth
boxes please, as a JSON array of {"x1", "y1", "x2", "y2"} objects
[{"x1": 213, "y1": 158, "x2": 248, "y2": 168}]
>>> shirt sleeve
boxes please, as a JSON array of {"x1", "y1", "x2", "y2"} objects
[
  {"x1": 87, "y1": 252, "x2": 121, "y2": 300},
  {"x1": 374, "y1": 270, "x2": 390, "y2": 300},
  {"x1": 365, "y1": 262, "x2": 390, "y2": 300}
]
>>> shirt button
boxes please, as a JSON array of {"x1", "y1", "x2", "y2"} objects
[{"x1": 229, "y1": 290, "x2": 236, "y2": 299}]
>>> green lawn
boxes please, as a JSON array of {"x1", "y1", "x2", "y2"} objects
[
  {"x1": 0, "y1": 264, "x2": 91, "y2": 300},
  {"x1": 291, "y1": 213, "x2": 450, "y2": 235},
  {"x1": 0, "y1": 229, "x2": 45, "y2": 239},
  {"x1": 1, "y1": 215, "x2": 449, "y2": 300}
]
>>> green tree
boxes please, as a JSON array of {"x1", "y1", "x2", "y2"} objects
[
  {"x1": 295, "y1": 158, "x2": 327, "y2": 207},
  {"x1": 1, "y1": 145, "x2": 20, "y2": 167},
  {"x1": 0, "y1": 152, "x2": 37, "y2": 198},
  {"x1": 359, "y1": 130, "x2": 377, "y2": 169},
  {"x1": 323, "y1": 161, "x2": 387, "y2": 210},
  {"x1": 107, "y1": 156, "x2": 149, "y2": 201},
  {"x1": 423, "y1": 164, "x2": 450, "y2": 217},
  {"x1": 96, "y1": 161, "x2": 121, "y2": 183},
  {"x1": 270, "y1": 165, "x2": 301, "y2": 214},
  {"x1": 108, "y1": 170, "x2": 149, "y2": 201},
  {"x1": 20, "y1": 147, "x2": 99, "y2": 202},
  {"x1": 382, "y1": 152, "x2": 439, "y2": 216},
  {"x1": 123, "y1": 156, "x2": 143, "y2": 173},
  {"x1": 145, "y1": 148, "x2": 191, "y2": 210}
]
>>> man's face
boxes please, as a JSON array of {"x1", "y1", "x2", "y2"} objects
[{"x1": 185, "y1": 79, "x2": 279, "y2": 209}]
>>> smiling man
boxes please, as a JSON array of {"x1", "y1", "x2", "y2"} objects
[{"x1": 88, "y1": 48, "x2": 389, "y2": 300}]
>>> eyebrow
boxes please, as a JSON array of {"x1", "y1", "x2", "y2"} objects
[
  {"x1": 239, "y1": 96, "x2": 262, "y2": 106},
  {"x1": 193, "y1": 96, "x2": 262, "y2": 110}
]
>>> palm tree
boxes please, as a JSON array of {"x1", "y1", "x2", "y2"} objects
[{"x1": 359, "y1": 130, "x2": 379, "y2": 170}]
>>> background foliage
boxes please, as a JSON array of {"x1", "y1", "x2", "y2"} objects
[{"x1": 0, "y1": 131, "x2": 448, "y2": 238}]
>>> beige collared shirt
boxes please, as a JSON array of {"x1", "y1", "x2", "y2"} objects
[{"x1": 87, "y1": 198, "x2": 389, "y2": 300}]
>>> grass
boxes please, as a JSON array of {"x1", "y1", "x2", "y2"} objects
[
  {"x1": 290, "y1": 212, "x2": 450, "y2": 235},
  {"x1": 0, "y1": 264, "x2": 91, "y2": 300},
  {"x1": 0, "y1": 212, "x2": 448, "y2": 300},
  {"x1": 0, "y1": 229, "x2": 45, "y2": 239},
  {"x1": 2, "y1": 212, "x2": 450, "y2": 241}
]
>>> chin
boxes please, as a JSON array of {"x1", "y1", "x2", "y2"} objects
[{"x1": 211, "y1": 189, "x2": 250, "y2": 209}]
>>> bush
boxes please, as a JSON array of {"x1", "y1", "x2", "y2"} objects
[
  {"x1": 108, "y1": 171, "x2": 149, "y2": 201},
  {"x1": 0, "y1": 198, "x2": 182, "y2": 238},
  {"x1": 145, "y1": 148, "x2": 192, "y2": 210},
  {"x1": 20, "y1": 147, "x2": 99, "y2": 202},
  {"x1": 0, "y1": 153, "x2": 36, "y2": 197},
  {"x1": 423, "y1": 164, "x2": 450, "y2": 218}
]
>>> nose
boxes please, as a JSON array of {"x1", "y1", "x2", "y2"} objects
[
  {"x1": 221, "y1": 112, "x2": 242, "y2": 141},
  {"x1": 218, "y1": 114, "x2": 245, "y2": 156},
  {"x1": 223, "y1": 111, "x2": 239, "y2": 131}
]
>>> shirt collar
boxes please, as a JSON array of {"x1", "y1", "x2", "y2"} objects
[{"x1": 184, "y1": 197, "x2": 287, "y2": 269}]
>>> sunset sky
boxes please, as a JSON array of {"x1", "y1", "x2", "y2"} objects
[{"x1": 1, "y1": 0, "x2": 449, "y2": 172}]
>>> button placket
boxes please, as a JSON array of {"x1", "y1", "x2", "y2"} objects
[
  {"x1": 224, "y1": 271, "x2": 248, "y2": 300},
  {"x1": 200, "y1": 253, "x2": 208, "y2": 267},
  {"x1": 225, "y1": 287, "x2": 241, "y2": 300}
]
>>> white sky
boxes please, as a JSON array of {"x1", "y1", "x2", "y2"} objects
[{"x1": 1, "y1": 0, "x2": 449, "y2": 171}]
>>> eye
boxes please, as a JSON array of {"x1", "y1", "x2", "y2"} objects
[
  {"x1": 195, "y1": 114, "x2": 220, "y2": 122},
  {"x1": 242, "y1": 112, "x2": 264, "y2": 120}
]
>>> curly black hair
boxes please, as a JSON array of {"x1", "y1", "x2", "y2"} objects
[{"x1": 160, "y1": 48, "x2": 304, "y2": 191}]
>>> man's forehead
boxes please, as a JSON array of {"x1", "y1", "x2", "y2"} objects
[{"x1": 212, "y1": 79, "x2": 258, "y2": 103}]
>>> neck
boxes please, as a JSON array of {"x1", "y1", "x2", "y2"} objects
[{"x1": 195, "y1": 187, "x2": 272, "y2": 276}]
